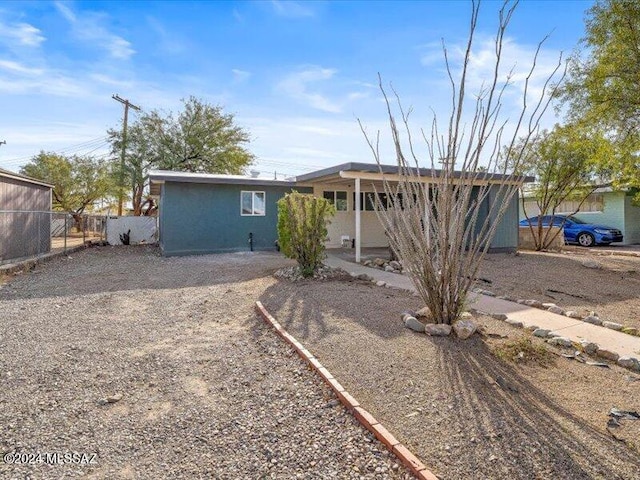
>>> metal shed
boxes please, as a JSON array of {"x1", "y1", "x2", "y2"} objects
[{"x1": 0, "y1": 168, "x2": 53, "y2": 263}]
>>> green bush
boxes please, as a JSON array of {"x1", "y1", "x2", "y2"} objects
[{"x1": 277, "y1": 191, "x2": 335, "y2": 277}]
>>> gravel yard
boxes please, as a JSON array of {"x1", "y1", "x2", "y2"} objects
[
  {"x1": 261, "y1": 275, "x2": 640, "y2": 480},
  {"x1": 477, "y1": 250, "x2": 640, "y2": 330},
  {"x1": 0, "y1": 247, "x2": 411, "y2": 479}
]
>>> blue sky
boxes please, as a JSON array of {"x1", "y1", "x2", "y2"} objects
[{"x1": 0, "y1": 0, "x2": 592, "y2": 178}]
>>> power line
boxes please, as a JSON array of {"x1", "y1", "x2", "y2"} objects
[
  {"x1": 112, "y1": 94, "x2": 141, "y2": 216},
  {"x1": 0, "y1": 136, "x2": 110, "y2": 167}
]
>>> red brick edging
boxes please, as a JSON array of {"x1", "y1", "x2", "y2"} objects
[{"x1": 255, "y1": 301, "x2": 439, "y2": 480}]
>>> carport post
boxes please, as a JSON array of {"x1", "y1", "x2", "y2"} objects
[{"x1": 355, "y1": 177, "x2": 361, "y2": 263}]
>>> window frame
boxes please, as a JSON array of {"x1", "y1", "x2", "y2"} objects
[
  {"x1": 240, "y1": 190, "x2": 266, "y2": 216},
  {"x1": 323, "y1": 190, "x2": 348, "y2": 211}
]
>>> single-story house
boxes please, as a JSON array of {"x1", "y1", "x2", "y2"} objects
[
  {"x1": 149, "y1": 163, "x2": 528, "y2": 260},
  {"x1": 519, "y1": 187, "x2": 640, "y2": 245},
  {"x1": 0, "y1": 167, "x2": 53, "y2": 263}
]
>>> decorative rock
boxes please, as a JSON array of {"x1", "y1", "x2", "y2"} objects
[
  {"x1": 375, "y1": 280, "x2": 386, "y2": 287},
  {"x1": 525, "y1": 325, "x2": 539, "y2": 332},
  {"x1": 404, "y1": 316, "x2": 425, "y2": 333},
  {"x1": 505, "y1": 319, "x2": 524, "y2": 328},
  {"x1": 363, "y1": 260, "x2": 373, "y2": 267},
  {"x1": 579, "y1": 340, "x2": 599, "y2": 355},
  {"x1": 424, "y1": 324, "x2": 452, "y2": 336},
  {"x1": 548, "y1": 306, "x2": 565, "y2": 315},
  {"x1": 459, "y1": 312, "x2": 473, "y2": 320},
  {"x1": 546, "y1": 331, "x2": 562, "y2": 338},
  {"x1": 389, "y1": 260, "x2": 401, "y2": 270},
  {"x1": 384, "y1": 265, "x2": 394, "y2": 272},
  {"x1": 491, "y1": 313, "x2": 508, "y2": 321},
  {"x1": 373, "y1": 258, "x2": 386, "y2": 267},
  {"x1": 618, "y1": 356, "x2": 640, "y2": 372},
  {"x1": 415, "y1": 306, "x2": 432, "y2": 320},
  {"x1": 453, "y1": 319, "x2": 477, "y2": 339},
  {"x1": 547, "y1": 337, "x2": 573, "y2": 348},
  {"x1": 622, "y1": 327, "x2": 639, "y2": 336},
  {"x1": 523, "y1": 299, "x2": 543, "y2": 308},
  {"x1": 542, "y1": 303, "x2": 557, "y2": 309},
  {"x1": 481, "y1": 290, "x2": 496, "y2": 297},
  {"x1": 516, "y1": 299, "x2": 527, "y2": 304},
  {"x1": 602, "y1": 321, "x2": 623, "y2": 331},
  {"x1": 400, "y1": 310, "x2": 416, "y2": 322},
  {"x1": 589, "y1": 311, "x2": 598, "y2": 317},
  {"x1": 357, "y1": 274, "x2": 372, "y2": 281},
  {"x1": 533, "y1": 328, "x2": 550, "y2": 338},
  {"x1": 581, "y1": 260, "x2": 602, "y2": 269},
  {"x1": 582, "y1": 315, "x2": 602, "y2": 326},
  {"x1": 596, "y1": 348, "x2": 619, "y2": 362},
  {"x1": 565, "y1": 310, "x2": 582, "y2": 319}
]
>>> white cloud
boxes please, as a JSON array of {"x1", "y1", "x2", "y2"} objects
[
  {"x1": 232, "y1": 68, "x2": 251, "y2": 82},
  {"x1": 54, "y1": 1, "x2": 135, "y2": 60},
  {"x1": 278, "y1": 66, "x2": 342, "y2": 113},
  {"x1": 0, "y1": 59, "x2": 44, "y2": 76},
  {"x1": 270, "y1": 1, "x2": 316, "y2": 18},
  {"x1": 0, "y1": 20, "x2": 45, "y2": 47}
]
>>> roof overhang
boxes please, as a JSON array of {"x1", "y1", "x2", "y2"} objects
[{"x1": 0, "y1": 168, "x2": 53, "y2": 188}]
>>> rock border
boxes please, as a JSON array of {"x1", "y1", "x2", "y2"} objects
[
  {"x1": 255, "y1": 301, "x2": 439, "y2": 480},
  {"x1": 471, "y1": 288, "x2": 640, "y2": 339},
  {"x1": 0, "y1": 241, "x2": 103, "y2": 276}
]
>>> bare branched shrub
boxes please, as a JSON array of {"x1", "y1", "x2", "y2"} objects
[{"x1": 360, "y1": 1, "x2": 565, "y2": 325}]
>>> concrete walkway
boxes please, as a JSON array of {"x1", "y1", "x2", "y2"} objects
[{"x1": 326, "y1": 254, "x2": 640, "y2": 359}]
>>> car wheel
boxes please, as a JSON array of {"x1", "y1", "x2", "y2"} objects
[{"x1": 578, "y1": 232, "x2": 595, "y2": 247}]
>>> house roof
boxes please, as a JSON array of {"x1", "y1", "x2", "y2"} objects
[
  {"x1": 148, "y1": 170, "x2": 297, "y2": 195},
  {"x1": 0, "y1": 167, "x2": 53, "y2": 188},
  {"x1": 295, "y1": 162, "x2": 534, "y2": 184}
]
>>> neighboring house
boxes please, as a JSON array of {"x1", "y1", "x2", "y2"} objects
[
  {"x1": 150, "y1": 162, "x2": 528, "y2": 259},
  {"x1": 519, "y1": 187, "x2": 640, "y2": 245},
  {"x1": 0, "y1": 167, "x2": 53, "y2": 263}
]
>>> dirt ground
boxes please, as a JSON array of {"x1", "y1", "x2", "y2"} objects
[
  {"x1": 0, "y1": 247, "x2": 410, "y2": 479},
  {"x1": 477, "y1": 250, "x2": 640, "y2": 330},
  {"x1": 262, "y1": 275, "x2": 640, "y2": 480}
]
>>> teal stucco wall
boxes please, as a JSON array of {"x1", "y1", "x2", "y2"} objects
[
  {"x1": 159, "y1": 182, "x2": 311, "y2": 256},
  {"x1": 487, "y1": 186, "x2": 519, "y2": 251}
]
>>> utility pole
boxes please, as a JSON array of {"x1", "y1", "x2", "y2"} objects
[
  {"x1": 0, "y1": 140, "x2": 6, "y2": 147},
  {"x1": 112, "y1": 94, "x2": 140, "y2": 216}
]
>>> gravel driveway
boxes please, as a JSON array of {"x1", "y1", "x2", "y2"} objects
[{"x1": 0, "y1": 246, "x2": 410, "y2": 479}]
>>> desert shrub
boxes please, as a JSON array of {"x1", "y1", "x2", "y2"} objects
[{"x1": 277, "y1": 191, "x2": 335, "y2": 277}]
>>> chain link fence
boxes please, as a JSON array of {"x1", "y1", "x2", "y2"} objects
[{"x1": 0, "y1": 210, "x2": 107, "y2": 265}]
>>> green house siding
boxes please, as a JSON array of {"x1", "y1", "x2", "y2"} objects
[
  {"x1": 159, "y1": 182, "x2": 311, "y2": 256},
  {"x1": 488, "y1": 187, "x2": 519, "y2": 251},
  {"x1": 624, "y1": 194, "x2": 640, "y2": 244}
]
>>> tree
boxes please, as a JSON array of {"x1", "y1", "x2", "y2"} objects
[
  {"x1": 108, "y1": 97, "x2": 255, "y2": 215},
  {"x1": 557, "y1": 0, "x2": 640, "y2": 202},
  {"x1": 21, "y1": 152, "x2": 114, "y2": 224},
  {"x1": 277, "y1": 192, "x2": 335, "y2": 277},
  {"x1": 361, "y1": 1, "x2": 564, "y2": 326},
  {"x1": 513, "y1": 123, "x2": 613, "y2": 250}
]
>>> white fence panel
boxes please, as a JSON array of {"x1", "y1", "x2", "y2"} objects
[{"x1": 106, "y1": 216, "x2": 157, "y2": 245}]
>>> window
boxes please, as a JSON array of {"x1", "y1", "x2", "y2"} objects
[
  {"x1": 352, "y1": 192, "x2": 387, "y2": 211},
  {"x1": 323, "y1": 190, "x2": 348, "y2": 211},
  {"x1": 241, "y1": 191, "x2": 266, "y2": 216},
  {"x1": 523, "y1": 194, "x2": 604, "y2": 216}
]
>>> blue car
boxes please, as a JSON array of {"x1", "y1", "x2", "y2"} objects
[{"x1": 519, "y1": 215, "x2": 623, "y2": 247}]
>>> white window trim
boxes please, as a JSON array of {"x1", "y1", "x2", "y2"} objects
[{"x1": 240, "y1": 191, "x2": 266, "y2": 216}]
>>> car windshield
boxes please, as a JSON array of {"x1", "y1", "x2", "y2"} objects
[{"x1": 567, "y1": 216, "x2": 587, "y2": 224}]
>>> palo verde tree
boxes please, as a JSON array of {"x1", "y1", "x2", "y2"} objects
[
  {"x1": 557, "y1": 0, "x2": 640, "y2": 203},
  {"x1": 21, "y1": 152, "x2": 114, "y2": 224},
  {"x1": 277, "y1": 192, "x2": 335, "y2": 278},
  {"x1": 512, "y1": 122, "x2": 613, "y2": 250},
  {"x1": 108, "y1": 96, "x2": 255, "y2": 215},
  {"x1": 361, "y1": 0, "x2": 564, "y2": 325}
]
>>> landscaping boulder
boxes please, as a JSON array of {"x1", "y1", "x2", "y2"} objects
[
  {"x1": 602, "y1": 321, "x2": 623, "y2": 331},
  {"x1": 597, "y1": 348, "x2": 619, "y2": 362},
  {"x1": 375, "y1": 280, "x2": 386, "y2": 287},
  {"x1": 533, "y1": 328, "x2": 550, "y2": 338},
  {"x1": 491, "y1": 313, "x2": 508, "y2": 321},
  {"x1": 424, "y1": 324, "x2": 452, "y2": 336},
  {"x1": 547, "y1": 337, "x2": 573, "y2": 348},
  {"x1": 523, "y1": 299, "x2": 543, "y2": 308},
  {"x1": 404, "y1": 316, "x2": 425, "y2": 333},
  {"x1": 581, "y1": 259, "x2": 602, "y2": 269},
  {"x1": 400, "y1": 310, "x2": 416, "y2": 322},
  {"x1": 389, "y1": 260, "x2": 401, "y2": 271},
  {"x1": 565, "y1": 310, "x2": 582, "y2": 319},
  {"x1": 459, "y1": 311, "x2": 473, "y2": 320},
  {"x1": 622, "y1": 327, "x2": 639, "y2": 336},
  {"x1": 453, "y1": 320, "x2": 477, "y2": 339},
  {"x1": 542, "y1": 303, "x2": 557, "y2": 309},
  {"x1": 582, "y1": 315, "x2": 602, "y2": 326},
  {"x1": 548, "y1": 306, "x2": 565, "y2": 315},
  {"x1": 618, "y1": 356, "x2": 640, "y2": 372},
  {"x1": 373, "y1": 258, "x2": 386, "y2": 267},
  {"x1": 579, "y1": 339, "x2": 599, "y2": 355},
  {"x1": 415, "y1": 306, "x2": 432, "y2": 321}
]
